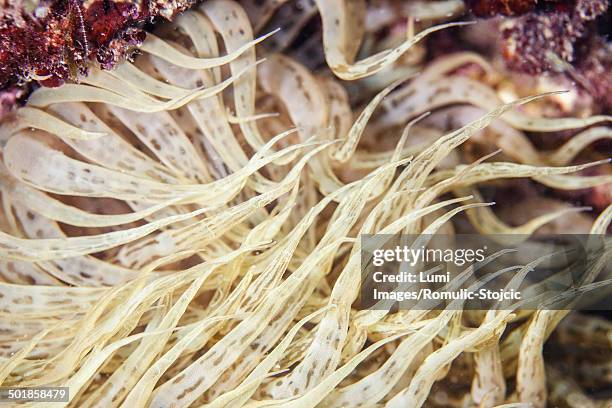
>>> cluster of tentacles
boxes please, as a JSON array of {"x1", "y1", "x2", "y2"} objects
[{"x1": 0, "y1": 0, "x2": 610, "y2": 407}]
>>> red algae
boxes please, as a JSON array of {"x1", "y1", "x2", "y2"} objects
[
  {"x1": 0, "y1": 0, "x2": 197, "y2": 113},
  {"x1": 500, "y1": 0, "x2": 609, "y2": 74},
  {"x1": 464, "y1": 0, "x2": 537, "y2": 17},
  {"x1": 463, "y1": 0, "x2": 611, "y2": 111}
]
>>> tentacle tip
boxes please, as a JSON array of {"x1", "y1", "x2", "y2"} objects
[{"x1": 456, "y1": 20, "x2": 478, "y2": 26}]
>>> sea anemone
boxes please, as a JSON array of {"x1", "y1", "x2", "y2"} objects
[{"x1": 0, "y1": 0, "x2": 610, "y2": 407}]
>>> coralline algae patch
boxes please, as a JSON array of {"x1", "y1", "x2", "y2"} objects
[{"x1": 0, "y1": 0, "x2": 197, "y2": 90}]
